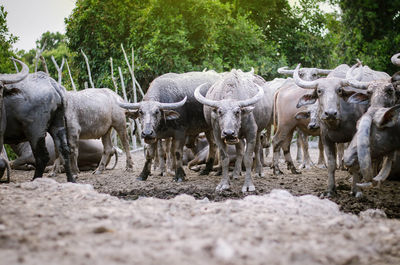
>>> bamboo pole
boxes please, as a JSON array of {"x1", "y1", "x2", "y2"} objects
[
  {"x1": 81, "y1": 49, "x2": 95, "y2": 88},
  {"x1": 34, "y1": 41, "x2": 47, "y2": 73},
  {"x1": 118, "y1": 67, "x2": 137, "y2": 150},
  {"x1": 51, "y1": 56, "x2": 65, "y2": 85},
  {"x1": 65, "y1": 59, "x2": 77, "y2": 91},
  {"x1": 121, "y1": 44, "x2": 144, "y2": 98}
]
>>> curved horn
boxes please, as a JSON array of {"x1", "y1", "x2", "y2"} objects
[
  {"x1": 346, "y1": 61, "x2": 363, "y2": 81},
  {"x1": 0, "y1": 58, "x2": 29, "y2": 84},
  {"x1": 158, "y1": 96, "x2": 187, "y2": 110},
  {"x1": 316, "y1": 68, "x2": 332, "y2": 75},
  {"x1": 237, "y1": 83, "x2": 264, "y2": 107},
  {"x1": 340, "y1": 79, "x2": 371, "y2": 90},
  {"x1": 277, "y1": 66, "x2": 294, "y2": 76},
  {"x1": 293, "y1": 64, "x2": 318, "y2": 89},
  {"x1": 194, "y1": 83, "x2": 220, "y2": 108},
  {"x1": 391, "y1": 53, "x2": 400, "y2": 66},
  {"x1": 356, "y1": 112, "x2": 374, "y2": 182},
  {"x1": 118, "y1": 101, "x2": 141, "y2": 110}
]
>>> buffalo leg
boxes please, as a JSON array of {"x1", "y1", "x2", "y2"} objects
[
  {"x1": 215, "y1": 141, "x2": 230, "y2": 191},
  {"x1": 317, "y1": 137, "x2": 326, "y2": 168},
  {"x1": 30, "y1": 134, "x2": 50, "y2": 180},
  {"x1": 296, "y1": 130, "x2": 303, "y2": 163},
  {"x1": 171, "y1": 137, "x2": 186, "y2": 182},
  {"x1": 242, "y1": 135, "x2": 256, "y2": 192},
  {"x1": 299, "y1": 132, "x2": 314, "y2": 169},
  {"x1": 254, "y1": 132, "x2": 264, "y2": 177},
  {"x1": 94, "y1": 129, "x2": 114, "y2": 174},
  {"x1": 232, "y1": 140, "x2": 244, "y2": 180},
  {"x1": 336, "y1": 143, "x2": 345, "y2": 170},
  {"x1": 138, "y1": 142, "x2": 156, "y2": 181},
  {"x1": 322, "y1": 137, "x2": 337, "y2": 196},
  {"x1": 281, "y1": 129, "x2": 300, "y2": 174},
  {"x1": 49, "y1": 125, "x2": 74, "y2": 183},
  {"x1": 156, "y1": 140, "x2": 165, "y2": 176},
  {"x1": 115, "y1": 121, "x2": 133, "y2": 171},
  {"x1": 200, "y1": 131, "x2": 216, "y2": 175}
]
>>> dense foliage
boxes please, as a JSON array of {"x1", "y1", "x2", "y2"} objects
[
  {"x1": 1, "y1": 0, "x2": 400, "y2": 99},
  {"x1": 0, "y1": 5, "x2": 17, "y2": 74}
]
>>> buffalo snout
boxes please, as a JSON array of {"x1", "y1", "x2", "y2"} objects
[
  {"x1": 308, "y1": 122, "x2": 319, "y2": 130},
  {"x1": 322, "y1": 110, "x2": 338, "y2": 120}
]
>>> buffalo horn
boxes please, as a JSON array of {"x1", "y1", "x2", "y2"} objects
[
  {"x1": 0, "y1": 58, "x2": 29, "y2": 85},
  {"x1": 237, "y1": 83, "x2": 264, "y2": 107},
  {"x1": 277, "y1": 66, "x2": 294, "y2": 75},
  {"x1": 118, "y1": 101, "x2": 141, "y2": 110},
  {"x1": 158, "y1": 96, "x2": 187, "y2": 110},
  {"x1": 316, "y1": 68, "x2": 332, "y2": 75},
  {"x1": 293, "y1": 64, "x2": 318, "y2": 89},
  {"x1": 356, "y1": 112, "x2": 374, "y2": 182},
  {"x1": 194, "y1": 83, "x2": 220, "y2": 108},
  {"x1": 346, "y1": 61, "x2": 363, "y2": 81},
  {"x1": 391, "y1": 53, "x2": 400, "y2": 66}
]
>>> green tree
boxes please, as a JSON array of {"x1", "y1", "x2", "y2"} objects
[
  {"x1": 330, "y1": 0, "x2": 400, "y2": 73},
  {"x1": 0, "y1": 5, "x2": 18, "y2": 74}
]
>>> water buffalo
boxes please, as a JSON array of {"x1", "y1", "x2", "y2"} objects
[
  {"x1": 52, "y1": 88, "x2": 132, "y2": 176},
  {"x1": 343, "y1": 53, "x2": 400, "y2": 187},
  {"x1": 119, "y1": 71, "x2": 221, "y2": 182},
  {"x1": 0, "y1": 59, "x2": 29, "y2": 182},
  {"x1": 194, "y1": 69, "x2": 271, "y2": 192},
  {"x1": 4, "y1": 62, "x2": 74, "y2": 182},
  {"x1": 10, "y1": 135, "x2": 117, "y2": 172},
  {"x1": 295, "y1": 61, "x2": 390, "y2": 196}
]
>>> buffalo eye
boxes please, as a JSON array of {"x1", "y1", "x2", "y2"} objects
[
  {"x1": 337, "y1": 87, "x2": 343, "y2": 94},
  {"x1": 155, "y1": 109, "x2": 160, "y2": 115},
  {"x1": 218, "y1": 109, "x2": 223, "y2": 115},
  {"x1": 234, "y1": 109, "x2": 240, "y2": 116},
  {"x1": 139, "y1": 110, "x2": 144, "y2": 115},
  {"x1": 317, "y1": 89, "x2": 322, "y2": 95},
  {"x1": 299, "y1": 73, "x2": 304, "y2": 78}
]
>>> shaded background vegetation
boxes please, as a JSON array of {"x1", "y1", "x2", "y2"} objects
[{"x1": 0, "y1": 0, "x2": 399, "y2": 101}]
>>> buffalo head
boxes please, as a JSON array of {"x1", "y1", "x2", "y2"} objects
[
  {"x1": 194, "y1": 83, "x2": 264, "y2": 145},
  {"x1": 119, "y1": 97, "x2": 187, "y2": 144}
]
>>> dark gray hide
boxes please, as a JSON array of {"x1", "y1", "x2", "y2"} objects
[
  {"x1": 295, "y1": 63, "x2": 390, "y2": 196},
  {"x1": 194, "y1": 69, "x2": 271, "y2": 192},
  {"x1": 4, "y1": 64, "x2": 74, "y2": 182},
  {"x1": 0, "y1": 59, "x2": 29, "y2": 182},
  {"x1": 119, "y1": 71, "x2": 221, "y2": 182},
  {"x1": 343, "y1": 79, "x2": 399, "y2": 187}
]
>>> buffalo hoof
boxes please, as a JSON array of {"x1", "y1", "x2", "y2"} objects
[
  {"x1": 137, "y1": 171, "x2": 149, "y2": 181},
  {"x1": 231, "y1": 173, "x2": 240, "y2": 180},
  {"x1": 173, "y1": 168, "x2": 186, "y2": 182},
  {"x1": 320, "y1": 190, "x2": 337, "y2": 198},
  {"x1": 125, "y1": 167, "x2": 134, "y2": 172},
  {"x1": 0, "y1": 179, "x2": 10, "y2": 183},
  {"x1": 262, "y1": 161, "x2": 272, "y2": 167},
  {"x1": 215, "y1": 169, "x2": 222, "y2": 176},
  {"x1": 273, "y1": 167, "x2": 283, "y2": 175},
  {"x1": 242, "y1": 184, "x2": 256, "y2": 193},
  {"x1": 199, "y1": 168, "x2": 211, "y2": 176},
  {"x1": 93, "y1": 169, "x2": 103, "y2": 175},
  {"x1": 216, "y1": 181, "x2": 230, "y2": 191},
  {"x1": 316, "y1": 163, "x2": 327, "y2": 169},
  {"x1": 291, "y1": 168, "x2": 301, "y2": 174},
  {"x1": 255, "y1": 172, "x2": 265, "y2": 178}
]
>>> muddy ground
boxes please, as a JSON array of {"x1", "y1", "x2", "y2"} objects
[{"x1": 1, "y1": 144, "x2": 400, "y2": 264}]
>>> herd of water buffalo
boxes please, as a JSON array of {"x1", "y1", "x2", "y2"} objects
[{"x1": 1, "y1": 53, "x2": 400, "y2": 198}]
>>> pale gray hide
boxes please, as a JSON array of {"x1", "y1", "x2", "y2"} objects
[
  {"x1": 119, "y1": 71, "x2": 222, "y2": 182},
  {"x1": 295, "y1": 63, "x2": 390, "y2": 196},
  {"x1": 52, "y1": 88, "x2": 132, "y2": 176},
  {"x1": 195, "y1": 69, "x2": 272, "y2": 192}
]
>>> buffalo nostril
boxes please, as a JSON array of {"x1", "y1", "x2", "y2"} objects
[
  {"x1": 142, "y1": 129, "x2": 154, "y2": 137},
  {"x1": 222, "y1": 130, "x2": 234, "y2": 137}
]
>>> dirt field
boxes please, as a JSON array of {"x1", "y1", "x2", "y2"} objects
[{"x1": 1, "y1": 145, "x2": 400, "y2": 265}]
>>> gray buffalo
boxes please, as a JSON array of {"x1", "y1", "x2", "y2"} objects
[
  {"x1": 194, "y1": 69, "x2": 272, "y2": 192},
  {"x1": 52, "y1": 88, "x2": 132, "y2": 176},
  {"x1": 295, "y1": 62, "x2": 390, "y2": 196},
  {"x1": 0, "y1": 59, "x2": 29, "y2": 182},
  {"x1": 10, "y1": 135, "x2": 117, "y2": 172},
  {"x1": 119, "y1": 71, "x2": 221, "y2": 182},
  {"x1": 4, "y1": 62, "x2": 74, "y2": 182}
]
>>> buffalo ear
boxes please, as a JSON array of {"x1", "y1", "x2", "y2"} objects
[
  {"x1": 297, "y1": 93, "x2": 317, "y2": 108},
  {"x1": 241, "y1": 106, "x2": 255, "y2": 114},
  {"x1": 295, "y1": 111, "x2": 310, "y2": 120},
  {"x1": 373, "y1": 105, "x2": 400, "y2": 128},
  {"x1": 164, "y1": 110, "x2": 180, "y2": 120},
  {"x1": 126, "y1": 110, "x2": 140, "y2": 119},
  {"x1": 346, "y1": 92, "x2": 370, "y2": 104}
]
